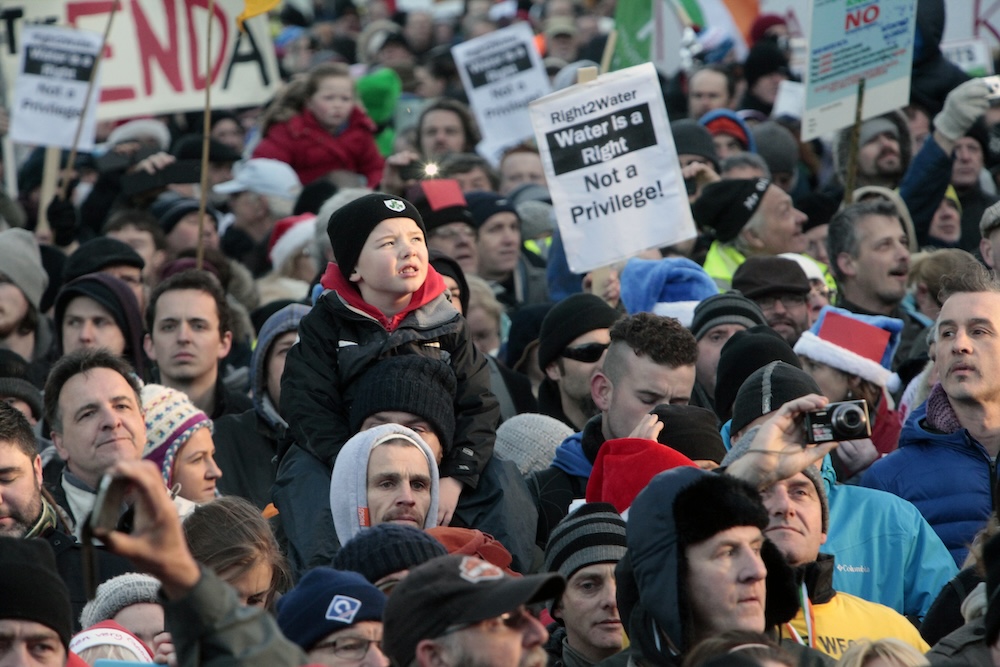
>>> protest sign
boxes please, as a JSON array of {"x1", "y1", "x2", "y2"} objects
[
  {"x1": 0, "y1": 0, "x2": 280, "y2": 122},
  {"x1": 452, "y1": 22, "x2": 551, "y2": 162},
  {"x1": 9, "y1": 24, "x2": 102, "y2": 151},
  {"x1": 529, "y1": 62, "x2": 695, "y2": 274},
  {"x1": 941, "y1": 38, "x2": 994, "y2": 77},
  {"x1": 801, "y1": 0, "x2": 916, "y2": 141},
  {"x1": 772, "y1": 80, "x2": 804, "y2": 119}
]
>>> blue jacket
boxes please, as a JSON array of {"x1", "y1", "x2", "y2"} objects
[{"x1": 862, "y1": 402, "x2": 996, "y2": 565}]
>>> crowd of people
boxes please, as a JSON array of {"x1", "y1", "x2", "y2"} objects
[{"x1": 5, "y1": 0, "x2": 1000, "y2": 666}]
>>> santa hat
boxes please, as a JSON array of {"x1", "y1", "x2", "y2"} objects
[
  {"x1": 69, "y1": 621, "x2": 154, "y2": 662},
  {"x1": 619, "y1": 257, "x2": 718, "y2": 327},
  {"x1": 586, "y1": 438, "x2": 696, "y2": 514},
  {"x1": 793, "y1": 306, "x2": 903, "y2": 391},
  {"x1": 268, "y1": 214, "x2": 317, "y2": 271}
]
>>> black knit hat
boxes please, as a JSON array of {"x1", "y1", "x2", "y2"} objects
[
  {"x1": 731, "y1": 361, "x2": 821, "y2": 435},
  {"x1": 714, "y1": 325, "x2": 800, "y2": 422},
  {"x1": 0, "y1": 350, "x2": 43, "y2": 420},
  {"x1": 155, "y1": 198, "x2": 221, "y2": 235},
  {"x1": 689, "y1": 291, "x2": 766, "y2": 341},
  {"x1": 327, "y1": 192, "x2": 426, "y2": 280},
  {"x1": 743, "y1": 40, "x2": 789, "y2": 88},
  {"x1": 0, "y1": 537, "x2": 73, "y2": 649},
  {"x1": 732, "y1": 256, "x2": 811, "y2": 299},
  {"x1": 429, "y1": 251, "x2": 469, "y2": 315},
  {"x1": 333, "y1": 523, "x2": 448, "y2": 586},
  {"x1": 63, "y1": 237, "x2": 145, "y2": 283},
  {"x1": 544, "y1": 502, "x2": 627, "y2": 581},
  {"x1": 795, "y1": 192, "x2": 839, "y2": 234},
  {"x1": 650, "y1": 404, "x2": 726, "y2": 464},
  {"x1": 349, "y1": 355, "x2": 457, "y2": 452},
  {"x1": 671, "y1": 119, "x2": 718, "y2": 169},
  {"x1": 465, "y1": 191, "x2": 519, "y2": 229},
  {"x1": 537, "y1": 293, "x2": 620, "y2": 372},
  {"x1": 692, "y1": 178, "x2": 770, "y2": 242}
]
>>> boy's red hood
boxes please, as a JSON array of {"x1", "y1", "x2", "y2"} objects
[{"x1": 320, "y1": 263, "x2": 447, "y2": 331}]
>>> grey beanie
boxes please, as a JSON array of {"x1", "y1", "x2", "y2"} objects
[
  {"x1": 79, "y1": 573, "x2": 161, "y2": 629},
  {"x1": 689, "y1": 291, "x2": 767, "y2": 341},
  {"x1": 0, "y1": 228, "x2": 49, "y2": 311},
  {"x1": 330, "y1": 423, "x2": 440, "y2": 545},
  {"x1": 751, "y1": 122, "x2": 799, "y2": 175},
  {"x1": 495, "y1": 413, "x2": 573, "y2": 476},
  {"x1": 543, "y1": 502, "x2": 627, "y2": 611}
]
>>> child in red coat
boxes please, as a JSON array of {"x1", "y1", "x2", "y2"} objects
[{"x1": 254, "y1": 62, "x2": 385, "y2": 187}]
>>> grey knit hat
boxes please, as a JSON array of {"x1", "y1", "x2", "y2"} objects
[
  {"x1": 543, "y1": 503, "x2": 626, "y2": 611},
  {"x1": 0, "y1": 228, "x2": 48, "y2": 311},
  {"x1": 689, "y1": 291, "x2": 766, "y2": 341},
  {"x1": 79, "y1": 573, "x2": 161, "y2": 629},
  {"x1": 495, "y1": 413, "x2": 573, "y2": 476}
]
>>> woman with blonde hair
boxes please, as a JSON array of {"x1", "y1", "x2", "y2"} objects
[{"x1": 839, "y1": 638, "x2": 929, "y2": 667}]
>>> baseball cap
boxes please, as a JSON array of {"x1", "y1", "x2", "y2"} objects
[
  {"x1": 213, "y1": 158, "x2": 302, "y2": 198},
  {"x1": 383, "y1": 555, "x2": 564, "y2": 667}
]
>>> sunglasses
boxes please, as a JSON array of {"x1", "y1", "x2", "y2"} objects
[
  {"x1": 439, "y1": 606, "x2": 535, "y2": 637},
  {"x1": 561, "y1": 342, "x2": 610, "y2": 363}
]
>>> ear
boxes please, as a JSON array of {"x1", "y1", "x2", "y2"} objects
[
  {"x1": 592, "y1": 371, "x2": 613, "y2": 413},
  {"x1": 544, "y1": 361, "x2": 562, "y2": 383},
  {"x1": 143, "y1": 333, "x2": 156, "y2": 362},
  {"x1": 51, "y1": 431, "x2": 69, "y2": 462},
  {"x1": 32, "y1": 454, "x2": 43, "y2": 488},
  {"x1": 820, "y1": 531, "x2": 828, "y2": 546},
  {"x1": 981, "y1": 237, "x2": 995, "y2": 270},
  {"x1": 551, "y1": 600, "x2": 563, "y2": 622},
  {"x1": 217, "y1": 330, "x2": 233, "y2": 360},
  {"x1": 415, "y1": 639, "x2": 449, "y2": 667},
  {"x1": 835, "y1": 251, "x2": 857, "y2": 279},
  {"x1": 740, "y1": 226, "x2": 765, "y2": 251},
  {"x1": 349, "y1": 268, "x2": 362, "y2": 284}
]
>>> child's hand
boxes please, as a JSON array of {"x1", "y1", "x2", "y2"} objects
[
  {"x1": 437, "y1": 477, "x2": 463, "y2": 526},
  {"x1": 153, "y1": 631, "x2": 177, "y2": 666}
]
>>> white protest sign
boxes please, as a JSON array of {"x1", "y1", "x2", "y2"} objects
[
  {"x1": 772, "y1": 80, "x2": 805, "y2": 120},
  {"x1": 801, "y1": 0, "x2": 917, "y2": 141},
  {"x1": 941, "y1": 38, "x2": 994, "y2": 77},
  {"x1": 9, "y1": 24, "x2": 101, "y2": 150},
  {"x1": 453, "y1": 22, "x2": 551, "y2": 162},
  {"x1": 529, "y1": 62, "x2": 694, "y2": 274},
  {"x1": 0, "y1": 0, "x2": 281, "y2": 122}
]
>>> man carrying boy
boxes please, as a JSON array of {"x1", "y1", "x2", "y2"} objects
[{"x1": 281, "y1": 193, "x2": 498, "y2": 528}]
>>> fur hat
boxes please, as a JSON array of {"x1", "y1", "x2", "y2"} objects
[
  {"x1": 327, "y1": 192, "x2": 425, "y2": 280},
  {"x1": 794, "y1": 306, "x2": 902, "y2": 391},
  {"x1": 619, "y1": 258, "x2": 718, "y2": 327},
  {"x1": 0, "y1": 228, "x2": 48, "y2": 311},
  {"x1": 276, "y1": 568, "x2": 386, "y2": 651},
  {"x1": 79, "y1": 573, "x2": 161, "y2": 630},
  {"x1": 333, "y1": 524, "x2": 447, "y2": 585},
  {"x1": 141, "y1": 384, "x2": 213, "y2": 488},
  {"x1": 495, "y1": 413, "x2": 573, "y2": 476}
]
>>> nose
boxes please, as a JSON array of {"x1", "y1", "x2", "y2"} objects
[
  {"x1": 770, "y1": 299, "x2": 787, "y2": 315},
  {"x1": 742, "y1": 551, "x2": 768, "y2": 582},
  {"x1": 98, "y1": 403, "x2": 123, "y2": 431},
  {"x1": 396, "y1": 484, "x2": 416, "y2": 506},
  {"x1": 601, "y1": 578, "x2": 618, "y2": 609},
  {"x1": 364, "y1": 644, "x2": 390, "y2": 667},
  {"x1": 176, "y1": 322, "x2": 192, "y2": 342},
  {"x1": 522, "y1": 612, "x2": 549, "y2": 649},
  {"x1": 79, "y1": 321, "x2": 96, "y2": 344},
  {"x1": 794, "y1": 207, "x2": 807, "y2": 227},
  {"x1": 206, "y1": 454, "x2": 222, "y2": 480},
  {"x1": 951, "y1": 328, "x2": 973, "y2": 354},
  {"x1": 768, "y1": 486, "x2": 792, "y2": 517}
]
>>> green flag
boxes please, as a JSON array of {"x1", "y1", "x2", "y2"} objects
[{"x1": 610, "y1": 0, "x2": 654, "y2": 71}]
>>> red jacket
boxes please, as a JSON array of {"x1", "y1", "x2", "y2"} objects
[{"x1": 253, "y1": 107, "x2": 384, "y2": 187}]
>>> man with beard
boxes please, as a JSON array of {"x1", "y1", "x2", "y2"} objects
[
  {"x1": 0, "y1": 402, "x2": 131, "y2": 630},
  {"x1": 536, "y1": 294, "x2": 620, "y2": 431},
  {"x1": 827, "y1": 200, "x2": 923, "y2": 367},
  {"x1": 732, "y1": 257, "x2": 813, "y2": 347},
  {"x1": 383, "y1": 554, "x2": 563, "y2": 667}
]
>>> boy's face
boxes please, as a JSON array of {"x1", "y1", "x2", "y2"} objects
[
  {"x1": 351, "y1": 217, "x2": 429, "y2": 313},
  {"x1": 308, "y1": 76, "x2": 355, "y2": 131}
]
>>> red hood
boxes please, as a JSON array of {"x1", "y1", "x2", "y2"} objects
[{"x1": 320, "y1": 262, "x2": 447, "y2": 331}]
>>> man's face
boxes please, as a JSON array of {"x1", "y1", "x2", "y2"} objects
[
  {"x1": 749, "y1": 186, "x2": 807, "y2": 255},
  {"x1": 857, "y1": 131, "x2": 902, "y2": 181},
  {"x1": 307, "y1": 620, "x2": 387, "y2": 667},
  {"x1": 712, "y1": 134, "x2": 743, "y2": 160},
  {"x1": 688, "y1": 70, "x2": 730, "y2": 119},
  {"x1": 908, "y1": 108, "x2": 930, "y2": 155},
  {"x1": 420, "y1": 110, "x2": 466, "y2": 160},
  {"x1": 428, "y1": 223, "x2": 479, "y2": 276},
  {"x1": 0, "y1": 619, "x2": 66, "y2": 667},
  {"x1": 685, "y1": 525, "x2": 768, "y2": 639},
  {"x1": 803, "y1": 223, "x2": 829, "y2": 265},
  {"x1": 106, "y1": 226, "x2": 164, "y2": 285},
  {"x1": 452, "y1": 168, "x2": 494, "y2": 193},
  {"x1": 754, "y1": 292, "x2": 810, "y2": 346},
  {"x1": 553, "y1": 563, "x2": 622, "y2": 662},
  {"x1": 837, "y1": 214, "x2": 910, "y2": 309},
  {"x1": 171, "y1": 428, "x2": 222, "y2": 503},
  {"x1": 0, "y1": 278, "x2": 28, "y2": 339},
  {"x1": 144, "y1": 289, "x2": 232, "y2": 385},
  {"x1": 51, "y1": 368, "x2": 145, "y2": 489},
  {"x1": 760, "y1": 472, "x2": 826, "y2": 567},
  {"x1": 546, "y1": 329, "x2": 611, "y2": 422},
  {"x1": 101, "y1": 264, "x2": 145, "y2": 313},
  {"x1": 751, "y1": 72, "x2": 786, "y2": 105},
  {"x1": 695, "y1": 324, "x2": 746, "y2": 395},
  {"x1": 981, "y1": 227, "x2": 1000, "y2": 270},
  {"x1": 366, "y1": 442, "x2": 432, "y2": 528},
  {"x1": 935, "y1": 292, "x2": 1000, "y2": 406},
  {"x1": 429, "y1": 606, "x2": 549, "y2": 667},
  {"x1": 952, "y1": 137, "x2": 984, "y2": 190},
  {"x1": 265, "y1": 331, "x2": 297, "y2": 407},
  {"x1": 165, "y1": 212, "x2": 219, "y2": 256},
  {"x1": 476, "y1": 213, "x2": 520, "y2": 280},
  {"x1": 499, "y1": 153, "x2": 546, "y2": 194},
  {"x1": 0, "y1": 445, "x2": 42, "y2": 538},
  {"x1": 928, "y1": 198, "x2": 962, "y2": 244},
  {"x1": 596, "y1": 352, "x2": 696, "y2": 441},
  {"x1": 360, "y1": 411, "x2": 444, "y2": 463},
  {"x1": 61, "y1": 296, "x2": 127, "y2": 357}
]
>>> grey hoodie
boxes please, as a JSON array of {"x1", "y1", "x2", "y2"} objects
[{"x1": 330, "y1": 423, "x2": 440, "y2": 545}]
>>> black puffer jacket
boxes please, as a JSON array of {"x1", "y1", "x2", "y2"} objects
[{"x1": 910, "y1": 0, "x2": 970, "y2": 117}]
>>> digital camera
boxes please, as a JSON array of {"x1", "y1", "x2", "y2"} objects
[{"x1": 803, "y1": 399, "x2": 871, "y2": 444}]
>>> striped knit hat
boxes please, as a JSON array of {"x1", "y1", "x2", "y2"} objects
[
  {"x1": 543, "y1": 503, "x2": 627, "y2": 612},
  {"x1": 141, "y1": 384, "x2": 213, "y2": 487}
]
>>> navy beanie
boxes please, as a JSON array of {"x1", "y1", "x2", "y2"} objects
[{"x1": 276, "y1": 568, "x2": 386, "y2": 651}]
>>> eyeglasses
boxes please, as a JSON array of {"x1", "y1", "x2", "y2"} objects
[
  {"x1": 561, "y1": 342, "x2": 609, "y2": 363},
  {"x1": 311, "y1": 636, "x2": 382, "y2": 660},
  {"x1": 431, "y1": 226, "x2": 476, "y2": 241},
  {"x1": 438, "y1": 606, "x2": 535, "y2": 637},
  {"x1": 756, "y1": 293, "x2": 808, "y2": 310}
]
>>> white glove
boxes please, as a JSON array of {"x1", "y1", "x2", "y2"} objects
[{"x1": 934, "y1": 78, "x2": 991, "y2": 141}]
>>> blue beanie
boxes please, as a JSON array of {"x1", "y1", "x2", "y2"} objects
[
  {"x1": 619, "y1": 257, "x2": 718, "y2": 327},
  {"x1": 276, "y1": 568, "x2": 387, "y2": 651},
  {"x1": 465, "y1": 191, "x2": 519, "y2": 228}
]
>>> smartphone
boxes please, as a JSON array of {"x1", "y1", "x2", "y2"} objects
[{"x1": 89, "y1": 474, "x2": 129, "y2": 533}]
